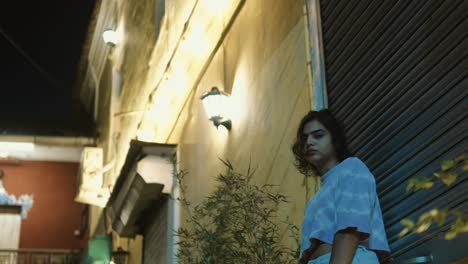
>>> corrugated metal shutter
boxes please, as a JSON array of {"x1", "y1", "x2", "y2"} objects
[
  {"x1": 319, "y1": 0, "x2": 467, "y2": 262},
  {"x1": 143, "y1": 196, "x2": 168, "y2": 264}
]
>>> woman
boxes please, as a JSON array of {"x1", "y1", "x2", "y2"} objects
[{"x1": 292, "y1": 110, "x2": 390, "y2": 264}]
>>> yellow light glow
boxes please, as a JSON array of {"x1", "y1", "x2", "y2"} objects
[
  {"x1": 140, "y1": 94, "x2": 175, "y2": 143},
  {"x1": 147, "y1": 99, "x2": 170, "y2": 118},
  {"x1": 0, "y1": 142, "x2": 35, "y2": 152},
  {"x1": 137, "y1": 0, "x2": 243, "y2": 141},
  {"x1": 226, "y1": 63, "x2": 249, "y2": 125},
  {"x1": 137, "y1": 127, "x2": 156, "y2": 142},
  {"x1": 216, "y1": 124, "x2": 230, "y2": 135},
  {"x1": 179, "y1": 20, "x2": 210, "y2": 56},
  {"x1": 164, "y1": 68, "x2": 188, "y2": 93},
  {"x1": 212, "y1": 116, "x2": 229, "y2": 148},
  {"x1": 143, "y1": 71, "x2": 188, "y2": 137},
  {"x1": 199, "y1": 0, "x2": 230, "y2": 14}
]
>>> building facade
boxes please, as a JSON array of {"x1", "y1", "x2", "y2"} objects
[{"x1": 76, "y1": 0, "x2": 467, "y2": 263}]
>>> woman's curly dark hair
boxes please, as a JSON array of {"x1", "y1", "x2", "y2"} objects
[{"x1": 292, "y1": 109, "x2": 351, "y2": 177}]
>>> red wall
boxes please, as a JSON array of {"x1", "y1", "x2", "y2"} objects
[{"x1": 1, "y1": 161, "x2": 86, "y2": 249}]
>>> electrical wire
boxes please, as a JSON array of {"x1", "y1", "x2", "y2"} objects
[{"x1": 0, "y1": 26, "x2": 62, "y2": 91}]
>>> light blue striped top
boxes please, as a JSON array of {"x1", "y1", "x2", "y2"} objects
[{"x1": 300, "y1": 157, "x2": 390, "y2": 257}]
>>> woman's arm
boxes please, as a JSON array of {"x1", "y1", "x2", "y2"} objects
[{"x1": 330, "y1": 227, "x2": 361, "y2": 264}]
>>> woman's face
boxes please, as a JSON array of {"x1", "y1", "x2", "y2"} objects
[{"x1": 302, "y1": 120, "x2": 337, "y2": 167}]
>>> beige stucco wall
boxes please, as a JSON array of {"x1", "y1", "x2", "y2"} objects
[
  {"x1": 87, "y1": 0, "x2": 159, "y2": 262},
  {"x1": 168, "y1": 0, "x2": 317, "y2": 249},
  {"x1": 87, "y1": 0, "x2": 320, "y2": 261}
]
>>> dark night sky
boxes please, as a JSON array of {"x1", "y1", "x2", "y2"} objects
[{"x1": 0, "y1": 0, "x2": 95, "y2": 135}]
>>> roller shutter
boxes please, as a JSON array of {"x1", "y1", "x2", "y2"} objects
[
  {"x1": 319, "y1": 0, "x2": 467, "y2": 262},
  {"x1": 143, "y1": 196, "x2": 169, "y2": 264}
]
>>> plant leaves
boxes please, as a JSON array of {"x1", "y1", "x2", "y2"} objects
[
  {"x1": 400, "y1": 218, "x2": 415, "y2": 228},
  {"x1": 439, "y1": 172, "x2": 457, "y2": 186},
  {"x1": 175, "y1": 159, "x2": 301, "y2": 263},
  {"x1": 218, "y1": 158, "x2": 233, "y2": 170},
  {"x1": 400, "y1": 154, "x2": 468, "y2": 242},
  {"x1": 445, "y1": 230, "x2": 458, "y2": 240},
  {"x1": 399, "y1": 227, "x2": 410, "y2": 238},
  {"x1": 441, "y1": 160, "x2": 456, "y2": 171},
  {"x1": 455, "y1": 153, "x2": 467, "y2": 162},
  {"x1": 406, "y1": 177, "x2": 434, "y2": 192},
  {"x1": 405, "y1": 181, "x2": 415, "y2": 193},
  {"x1": 414, "y1": 220, "x2": 432, "y2": 233},
  {"x1": 434, "y1": 209, "x2": 448, "y2": 226}
]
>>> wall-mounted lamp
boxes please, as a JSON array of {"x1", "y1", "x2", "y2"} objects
[
  {"x1": 102, "y1": 29, "x2": 118, "y2": 46},
  {"x1": 200, "y1": 87, "x2": 232, "y2": 130}
]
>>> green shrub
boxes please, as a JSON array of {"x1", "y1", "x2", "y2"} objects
[{"x1": 175, "y1": 159, "x2": 300, "y2": 264}]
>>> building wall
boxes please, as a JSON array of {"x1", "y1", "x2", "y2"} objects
[
  {"x1": 82, "y1": 0, "x2": 467, "y2": 262},
  {"x1": 93, "y1": 0, "x2": 160, "y2": 262},
  {"x1": 90, "y1": 0, "x2": 319, "y2": 261},
  {"x1": 87, "y1": 0, "x2": 160, "y2": 251},
  {"x1": 168, "y1": 0, "x2": 316, "y2": 249},
  {"x1": 1, "y1": 161, "x2": 86, "y2": 249},
  {"x1": 108, "y1": 0, "x2": 194, "y2": 183}
]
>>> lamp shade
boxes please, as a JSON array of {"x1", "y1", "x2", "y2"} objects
[
  {"x1": 102, "y1": 29, "x2": 118, "y2": 46},
  {"x1": 200, "y1": 87, "x2": 232, "y2": 130},
  {"x1": 200, "y1": 87, "x2": 229, "y2": 119}
]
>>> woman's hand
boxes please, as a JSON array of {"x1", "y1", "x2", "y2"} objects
[{"x1": 330, "y1": 227, "x2": 361, "y2": 264}]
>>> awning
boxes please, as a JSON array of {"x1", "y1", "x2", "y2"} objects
[{"x1": 106, "y1": 140, "x2": 177, "y2": 237}]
